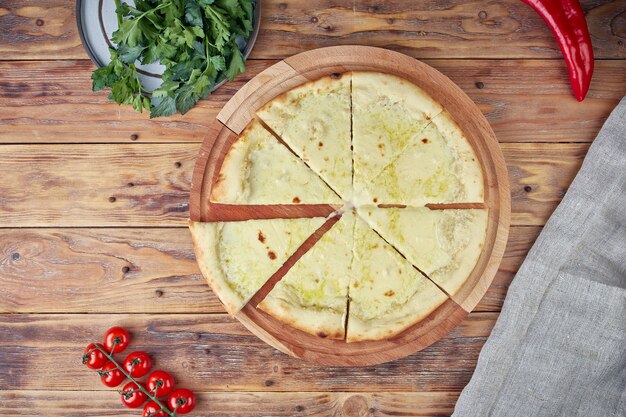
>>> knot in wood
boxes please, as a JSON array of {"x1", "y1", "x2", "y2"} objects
[{"x1": 341, "y1": 395, "x2": 370, "y2": 417}]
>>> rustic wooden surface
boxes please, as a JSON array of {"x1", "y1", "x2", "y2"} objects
[{"x1": 0, "y1": 0, "x2": 624, "y2": 415}]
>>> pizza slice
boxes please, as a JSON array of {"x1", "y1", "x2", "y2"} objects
[
  {"x1": 352, "y1": 71, "x2": 443, "y2": 194},
  {"x1": 347, "y1": 216, "x2": 448, "y2": 342},
  {"x1": 353, "y1": 111, "x2": 484, "y2": 206},
  {"x1": 189, "y1": 217, "x2": 326, "y2": 315},
  {"x1": 258, "y1": 213, "x2": 355, "y2": 340},
  {"x1": 356, "y1": 207, "x2": 488, "y2": 297},
  {"x1": 256, "y1": 74, "x2": 352, "y2": 199},
  {"x1": 211, "y1": 119, "x2": 342, "y2": 205}
]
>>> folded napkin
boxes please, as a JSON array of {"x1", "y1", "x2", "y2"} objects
[{"x1": 453, "y1": 96, "x2": 626, "y2": 417}]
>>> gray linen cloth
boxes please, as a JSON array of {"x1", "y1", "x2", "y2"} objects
[{"x1": 452, "y1": 96, "x2": 626, "y2": 417}]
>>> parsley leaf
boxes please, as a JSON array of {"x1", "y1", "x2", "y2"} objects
[{"x1": 92, "y1": 0, "x2": 255, "y2": 117}]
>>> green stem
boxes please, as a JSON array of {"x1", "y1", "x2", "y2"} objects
[
  {"x1": 130, "y1": 63, "x2": 143, "y2": 94},
  {"x1": 114, "y1": 0, "x2": 123, "y2": 27},
  {"x1": 109, "y1": 340, "x2": 118, "y2": 357},
  {"x1": 94, "y1": 345, "x2": 175, "y2": 417}
]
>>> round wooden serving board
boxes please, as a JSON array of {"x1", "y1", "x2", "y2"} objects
[{"x1": 190, "y1": 46, "x2": 511, "y2": 366}]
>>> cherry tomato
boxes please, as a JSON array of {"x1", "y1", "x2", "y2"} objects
[
  {"x1": 121, "y1": 381, "x2": 147, "y2": 408},
  {"x1": 103, "y1": 326, "x2": 130, "y2": 354},
  {"x1": 147, "y1": 370, "x2": 175, "y2": 398},
  {"x1": 167, "y1": 388, "x2": 196, "y2": 414},
  {"x1": 123, "y1": 351, "x2": 152, "y2": 378},
  {"x1": 143, "y1": 401, "x2": 169, "y2": 417},
  {"x1": 82, "y1": 343, "x2": 107, "y2": 369},
  {"x1": 99, "y1": 361, "x2": 125, "y2": 387}
]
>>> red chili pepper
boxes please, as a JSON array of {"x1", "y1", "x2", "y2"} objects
[{"x1": 521, "y1": 0, "x2": 594, "y2": 101}]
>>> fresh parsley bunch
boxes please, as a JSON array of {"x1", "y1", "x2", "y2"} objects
[{"x1": 92, "y1": 0, "x2": 254, "y2": 118}]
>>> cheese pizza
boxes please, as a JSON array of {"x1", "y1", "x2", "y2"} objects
[{"x1": 191, "y1": 70, "x2": 490, "y2": 343}]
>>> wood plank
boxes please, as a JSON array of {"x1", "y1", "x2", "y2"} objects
[
  {"x1": 0, "y1": 144, "x2": 197, "y2": 227},
  {"x1": 0, "y1": 0, "x2": 624, "y2": 60},
  {"x1": 0, "y1": 143, "x2": 587, "y2": 227},
  {"x1": 0, "y1": 228, "x2": 217, "y2": 314},
  {"x1": 0, "y1": 313, "x2": 496, "y2": 392},
  {"x1": 0, "y1": 226, "x2": 538, "y2": 314},
  {"x1": 0, "y1": 60, "x2": 624, "y2": 144},
  {"x1": 0, "y1": 390, "x2": 459, "y2": 417},
  {"x1": 0, "y1": 60, "x2": 266, "y2": 144},
  {"x1": 505, "y1": 143, "x2": 588, "y2": 227}
]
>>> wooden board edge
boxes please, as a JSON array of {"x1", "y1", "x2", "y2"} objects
[
  {"x1": 236, "y1": 298, "x2": 467, "y2": 366},
  {"x1": 217, "y1": 61, "x2": 306, "y2": 134},
  {"x1": 189, "y1": 120, "x2": 235, "y2": 222}
]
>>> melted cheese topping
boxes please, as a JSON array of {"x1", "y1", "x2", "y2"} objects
[
  {"x1": 354, "y1": 113, "x2": 483, "y2": 206},
  {"x1": 352, "y1": 72, "x2": 443, "y2": 192},
  {"x1": 259, "y1": 213, "x2": 354, "y2": 339},
  {"x1": 357, "y1": 207, "x2": 488, "y2": 296},
  {"x1": 257, "y1": 75, "x2": 353, "y2": 199},
  {"x1": 189, "y1": 218, "x2": 325, "y2": 314},
  {"x1": 347, "y1": 217, "x2": 447, "y2": 342},
  {"x1": 211, "y1": 120, "x2": 341, "y2": 204},
  {"x1": 194, "y1": 71, "x2": 491, "y2": 340}
]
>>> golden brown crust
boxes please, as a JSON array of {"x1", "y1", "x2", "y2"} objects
[{"x1": 188, "y1": 220, "x2": 244, "y2": 315}]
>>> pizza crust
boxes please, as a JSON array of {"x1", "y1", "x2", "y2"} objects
[
  {"x1": 189, "y1": 221, "x2": 243, "y2": 315},
  {"x1": 352, "y1": 71, "x2": 444, "y2": 192},
  {"x1": 347, "y1": 278, "x2": 448, "y2": 343},
  {"x1": 258, "y1": 286, "x2": 348, "y2": 340},
  {"x1": 193, "y1": 70, "x2": 492, "y2": 343}
]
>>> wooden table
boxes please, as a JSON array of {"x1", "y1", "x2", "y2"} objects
[{"x1": 0, "y1": 1, "x2": 624, "y2": 415}]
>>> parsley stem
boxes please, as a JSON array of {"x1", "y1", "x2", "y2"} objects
[
  {"x1": 204, "y1": 36, "x2": 210, "y2": 71},
  {"x1": 114, "y1": 0, "x2": 122, "y2": 27},
  {"x1": 94, "y1": 344, "x2": 175, "y2": 417},
  {"x1": 130, "y1": 63, "x2": 143, "y2": 95}
]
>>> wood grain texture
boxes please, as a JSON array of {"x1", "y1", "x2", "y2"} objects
[
  {"x1": 0, "y1": 0, "x2": 624, "y2": 60},
  {"x1": 0, "y1": 228, "x2": 214, "y2": 314},
  {"x1": 0, "y1": 143, "x2": 587, "y2": 227},
  {"x1": 505, "y1": 144, "x2": 588, "y2": 226},
  {"x1": 0, "y1": 59, "x2": 624, "y2": 144},
  {"x1": 0, "y1": 313, "x2": 496, "y2": 392},
  {"x1": 0, "y1": 144, "x2": 196, "y2": 227},
  {"x1": 0, "y1": 226, "x2": 537, "y2": 314},
  {"x1": 0, "y1": 0, "x2": 622, "y2": 411},
  {"x1": 0, "y1": 390, "x2": 459, "y2": 417}
]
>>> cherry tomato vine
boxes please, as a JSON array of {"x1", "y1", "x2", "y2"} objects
[{"x1": 83, "y1": 327, "x2": 196, "y2": 416}]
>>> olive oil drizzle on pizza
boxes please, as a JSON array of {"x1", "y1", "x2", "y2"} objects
[
  {"x1": 356, "y1": 216, "x2": 453, "y2": 299},
  {"x1": 246, "y1": 214, "x2": 341, "y2": 308},
  {"x1": 256, "y1": 117, "x2": 344, "y2": 203},
  {"x1": 195, "y1": 71, "x2": 490, "y2": 341}
]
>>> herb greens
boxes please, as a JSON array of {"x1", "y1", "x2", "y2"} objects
[{"x1": 91, "y1": 0, "x2": 254, "y2": 118}]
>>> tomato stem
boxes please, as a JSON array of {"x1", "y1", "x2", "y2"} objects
[
  {"x1": 109, "y1": 340, "x2": 118, "y2": 356},
  {"x1": 94, "y1": 344, "x2": 175, "y2": 417}
]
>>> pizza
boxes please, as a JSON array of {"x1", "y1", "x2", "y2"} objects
[
  {"x1": 189, "y1": 217, "x2": 325, "y2": 314},
  {"x1": 211, "y1": 119, "x2": 342, "y2": 205},
  {"x1": 190, "y1": 71, "x2": 489, "y2": 342},
  {"x1": 257, "y1": 74, "x2": 352, "y2": 198}
]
